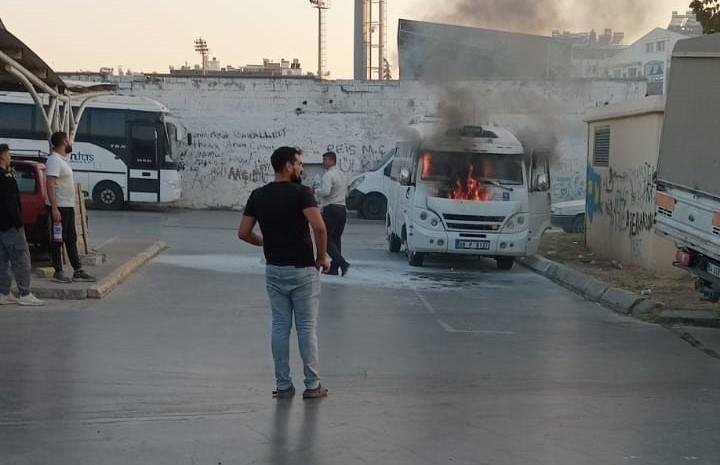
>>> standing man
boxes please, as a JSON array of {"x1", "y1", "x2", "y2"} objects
[
  {"x1": 45, "y1": 132, "x2": 95, "y2": 283},
  {"x1": 238, "y1": 146, "x2": 330, "y2": 400},
  {"x1": 316, "y1": 151, "x2": 350, "y2": 276},
  {"x1": 0, "y1": 144, "x2": 44, "y2": 306}
]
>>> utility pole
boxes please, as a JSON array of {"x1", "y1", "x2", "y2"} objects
[
  {"x1": 194, "y1": 38, "x2": 209, "y2": 75},
  {"x1": 310, "y1": 0, "x2": 331, "y2": 79}
]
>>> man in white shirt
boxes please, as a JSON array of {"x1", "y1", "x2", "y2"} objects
[
  {"x1": 45, "y1": 132, "x2": 95, "y2": 283},
  {"x1": 316, "y1": 151, "x2": 350, "y2": 276}
]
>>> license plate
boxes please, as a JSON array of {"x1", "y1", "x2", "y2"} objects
[
  {"x1": 707, "y1": 262, "x2": 720, "y2": 279},
  {"x1": 455, "y1": 240, "x2": 490, "y2": 250}
]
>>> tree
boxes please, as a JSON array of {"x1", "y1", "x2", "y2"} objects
[{"x1": 690, "y1": 0, "x2": 720, "y2": 34}]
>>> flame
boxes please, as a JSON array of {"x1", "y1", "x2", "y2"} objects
[
  {"x1": 448, "y1": 164, "x2": 493, "y2": 201},
  {"x1": 422, "y1": 153, "x2": 432, "y2": 179}
]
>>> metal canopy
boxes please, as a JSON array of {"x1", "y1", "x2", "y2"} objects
[
  {"x1": 0, "y1": 19, "x2": 117, "y2": 141},
  {"x1": 0, "y1": 20, "x2": 66, "y2": 93}
]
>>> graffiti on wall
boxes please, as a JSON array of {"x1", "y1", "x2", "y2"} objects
[
  {"x1": 174, "y1": 123, "x2": 395, "y2": 208},
  {"x1": 181, "y1": 128, "x2": 282, "y2": 191},
  {"x1": 325, "y1": 143, "x2": 388, "y2": 174},
  {"x1": 552, "y1": 157, "x2": 586, "y2": 201},
  {"x1": 586, "y1": 162, "x2": 657, "y2": 238}
]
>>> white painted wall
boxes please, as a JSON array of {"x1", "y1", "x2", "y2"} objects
[{"x1": 64, "y1": 75, "x2": 646, "y2": 209}]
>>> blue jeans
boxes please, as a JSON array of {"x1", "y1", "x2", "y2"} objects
[
  {"x1": 0, "y1": 228, "x2": 32, "y2": 297},
  {"x1": 265, "y1": 265, "x2": 321, "y2": 391}
]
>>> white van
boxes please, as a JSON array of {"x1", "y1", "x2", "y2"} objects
[
  {"x1": 346, "y1": 148, "x2": 395, "y2": 220},
  {"x1": 386, "y1": 121, "x2": 552, "y2": 269}
]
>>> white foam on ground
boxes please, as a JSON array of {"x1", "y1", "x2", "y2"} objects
[{"x1": 153, "y1": 254, "x2": 521, "y2": 291}]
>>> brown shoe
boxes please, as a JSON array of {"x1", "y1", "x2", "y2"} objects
[
  {"x1": 273, "y1": 385, "x2": 295, "y2": 399},
  {"x1": 303, "y1": 384, "x2": 328, "y2": 399}
]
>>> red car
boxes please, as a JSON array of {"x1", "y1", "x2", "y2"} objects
[{"x1": 12, "y1": 160, "x2": 49, "y2": 248}]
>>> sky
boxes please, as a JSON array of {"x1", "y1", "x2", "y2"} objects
[{"x1": 2, "y1": 0, "x2": 693, "y2": 79}]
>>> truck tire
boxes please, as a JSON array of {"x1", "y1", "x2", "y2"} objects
[
  {"x1": 92, "y1": 181, "x2": 124, "y2": 210},
  {"x1": 496, "y1": 256, "x2": 515, "y2": 270},
  {"x1": 408, "y1": 250, "x2": 426, "y2": 267},
  {"x1": 361, "y1": 193, "x2": 387, "y2": 220},
  {"x1": 388, "y1": 233, "x2": 402, "y2": 253}
]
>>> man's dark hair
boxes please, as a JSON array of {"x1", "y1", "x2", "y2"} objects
[
  {"x1": 50, "y1": 131, "x2": 68, "y2": 149},
  {"x1": 271, "y1": 146, "x2": 301, "y2": 173},
  {"x1": 322, "y1": 151, "x2": 337, "y2": 164},
  {"x1": 0, "y1": 143, "x2": 9, "y2": 155}
]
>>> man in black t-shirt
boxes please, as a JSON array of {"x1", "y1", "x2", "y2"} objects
[{"x1": 239, "y1": 146, "x2": 330, "y2": 400}]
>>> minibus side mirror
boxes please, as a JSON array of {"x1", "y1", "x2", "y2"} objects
[{"x1": 399, "y1": 168, "x2": 411, "y2": 186}]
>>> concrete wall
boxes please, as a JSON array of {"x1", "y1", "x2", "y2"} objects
[
  {"x1": 64, "y1": 74, "x2": 646, "y2": 209},
  {"x1": 585, "y1": 96, "x2": 679, "y2": 273}
]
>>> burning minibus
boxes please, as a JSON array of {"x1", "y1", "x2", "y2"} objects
[{"x1": 385, "y1": 118, "x2": 552, "y2": 268}]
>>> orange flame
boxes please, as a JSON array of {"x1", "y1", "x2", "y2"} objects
[{"x1": 448, "y1": 164, "x2": 492, "y2": 201}]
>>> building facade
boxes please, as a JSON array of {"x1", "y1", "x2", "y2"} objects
[{"x1": 585, "y1": 96, "x2": 679, "y2": 273}]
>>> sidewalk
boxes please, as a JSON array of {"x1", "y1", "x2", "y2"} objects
[
  {"x1": 28, "y1": 240, "x2": 166, "y2": 300},
  {"x1": 521, "y1": 232, "x2": 720, "y2": 328}
]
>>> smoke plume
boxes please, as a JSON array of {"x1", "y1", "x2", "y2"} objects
[{"x1": 422, "y1": 0, "x2": 665, "y2": 40}]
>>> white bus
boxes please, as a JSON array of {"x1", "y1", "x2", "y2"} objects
[{"x1": 0, "y1": 92, "x2": 190, "y2": 209}]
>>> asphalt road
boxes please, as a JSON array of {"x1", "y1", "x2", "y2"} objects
[{"x1": 1, "y1": 209, "x2": 719, "y2": 465}]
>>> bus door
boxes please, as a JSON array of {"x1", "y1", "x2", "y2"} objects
[{"x1": 127, "y1": 122, "x2": 160, "y2": 202}]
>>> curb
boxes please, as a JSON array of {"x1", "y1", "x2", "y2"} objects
[
  {"x1": 87, "y1": 241, "x2": 168, "y2": 299},
  {"x1": 520, "y1": 255, "x2": 667, "y2": 319},
  {"x1": 30, "y1": 241, "x2": 167, "y2": 301},
  {"x1": 656, "y1": 310, "x2": 720, "y2": 328}
]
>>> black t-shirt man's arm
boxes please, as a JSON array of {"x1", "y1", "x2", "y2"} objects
[
  {"x1": 304, "y1": 206, "x2": 330, "y2": 272},
  {"x1": 297, "y1": 184, "x2": 330, "y2": 272},
  {"x1": 238, "y1": 191, "x2": 263, "y2": 246}
]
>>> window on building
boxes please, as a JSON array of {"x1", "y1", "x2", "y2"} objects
[
  {"x1": 593, "y1": 127, "x2": 610, "y2": 167},
  {"x1": 613, "y1": 69, "x2": 622, "y2": 78},
  {"x1": 629, "y1": 68, "x2": 638, "y2": 78},
  {"x1": 657, "y1": 40, "x2": 666, "y2": 52},
  {"x1": 644, "y1": 61, "x2": 665, "y2": 77},
  {"x1": 646, "y1": 42, "x2": 655, "y2": 53}
]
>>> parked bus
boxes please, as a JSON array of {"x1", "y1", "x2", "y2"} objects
[{"x1": 0, "y1": 92, "x2": 190, "y2": 209}]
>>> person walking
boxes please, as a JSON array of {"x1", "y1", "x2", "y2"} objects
[
  {"x1": 45, "y1": 132, "x2": 95, "y2": 284},
  {"x1": 0, "y1": 144, "x2": 44, "y2": 306},
  {"x1": 238, "y1": 146, "x2": 330, "y2": 400},
  {"x1": 316, "y1": 151, "x2": 350, "y2": 276}
]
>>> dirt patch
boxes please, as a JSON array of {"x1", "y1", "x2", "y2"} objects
[{"x1": 539, "y1": 232, "x2": 720, "y2": 313}]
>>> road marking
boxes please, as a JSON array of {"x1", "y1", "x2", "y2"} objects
[
  {"x1": 415, "y1": 291, "x2": 437, "y2": 314},
  {"x1": 436, "y1": 319, "x2": 515, "y2": 335},
  {"x1": 415, "y1": 290, "x2": 515, "y2": 335}
]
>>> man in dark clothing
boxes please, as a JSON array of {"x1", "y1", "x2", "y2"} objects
[
  {"x1": 0, "y1": 144, "x2": 43, "y2": 306},
  {"x1": 45, "y1": 131, "x2": 95, "y2": 284},
  {"x1": 317, "y1": 152, "x2": 350, "y2": 276},
  {"x1": 238, "y1": 146, "x2": 330, "y2": 400}
]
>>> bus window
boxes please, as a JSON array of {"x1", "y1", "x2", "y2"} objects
[
  {"x1": 0, "y1": 103, "x2": 33, "y2": 135},
  {"x1": 73, "y1": 108, "x2": 91, "y2": 139},
  {"x1": 164, "y1": 122, "x2": 178, "y2": 163},
  {"x1": 129, "y1": 124, "x2": 158, "y2": 169},
  {"x1": 90, "y1": 109, "x2": 126, "y2": 138}
]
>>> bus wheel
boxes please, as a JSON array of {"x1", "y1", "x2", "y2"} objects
[
  {"x1": 388, "y1": 233, "x2": 402, "y2": 253},
  {"x1": 93, "y1": 181, "x2": 124, "y2": 210},
  {"x1": 361, "y1": 194, "x2": 387, "y2": 220},
  {"x1": 496, "y1": 256, "x2": 515, "y2": 270}
]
